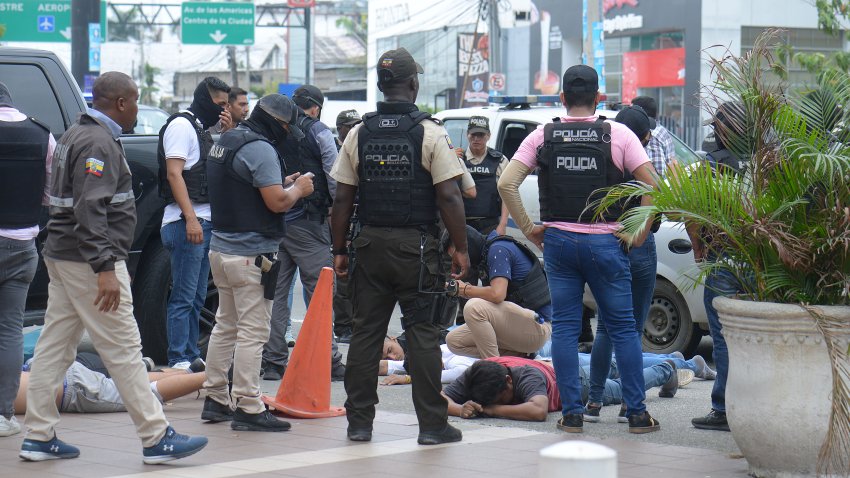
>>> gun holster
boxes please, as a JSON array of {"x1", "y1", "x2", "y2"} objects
[{"x1": 255, "y1": 254, "x2": 280, "y2": 300}]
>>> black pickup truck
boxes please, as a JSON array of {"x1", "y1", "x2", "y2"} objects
[{"x1": 1, "y1": 47, "x2": 216, "y2": 363}]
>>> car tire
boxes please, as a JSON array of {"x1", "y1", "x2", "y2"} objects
[
  {"x1": 642, "y1": 279, "x2": 702, "y2": 356},
  {"x1": 131, "y1": 239, "x2": 217, "y2": 364}
]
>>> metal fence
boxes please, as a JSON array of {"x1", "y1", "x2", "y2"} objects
[{"x1": 658, "y1": 115, "x2": 706, "y2": 151}]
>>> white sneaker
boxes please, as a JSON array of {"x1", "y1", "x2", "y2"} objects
[
  {"x1": 171, "y1": 361, "x2": 192, "y2": 370},
  {"x1": 677, "y1": 369, "x2": 695, "y2": 387},
  {"x1": 0, "y1": 415, "x2": 21, "y2": 437}
]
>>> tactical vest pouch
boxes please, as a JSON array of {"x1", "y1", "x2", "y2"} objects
[{"x1": 481, "y1": 235, "x2": 551, "y2": 312}]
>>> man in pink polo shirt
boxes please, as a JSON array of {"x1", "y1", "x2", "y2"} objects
[{"x1": 497, "y1": 64, "x2": 660, "y2": 434}]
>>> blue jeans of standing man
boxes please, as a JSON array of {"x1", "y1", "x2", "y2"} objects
[
  {"x1": 704, "y1": 267, "x2": 743, "y2": 412},
  {"x1": 0, "y1": 237, "x2": 38, "y2": 417},
  {"x1": 588, "y1": 232, "x2": 657, "y2": 405},
  {"x1": 544, "y1": 228, "x2": 647, "y2": 418},
  {"x1": 161, "y1": 218, "x2": 212, "y2": 366}
]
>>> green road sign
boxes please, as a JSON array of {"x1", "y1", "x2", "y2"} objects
[
  {"x1": 181, "y1": 2, "x2": 254, "y2": 45},
  {"x1": 0, "y1": 1, "x2": 107, "y2": 43}
]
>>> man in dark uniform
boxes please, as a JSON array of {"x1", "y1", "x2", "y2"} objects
[
  {"x1": 331, "y1": 47, "x2": 470, "y2": 445},
  {"x1": 203, "y1": 93, "x2": 314, "y2": 432},
  {"x1": 331, "y1": 109, "x2": 362, "y2": 342},
  {"x1": 455, "y1": 116, "x2": 509, "y2": 235},
  {"x1": 689, "y1": 101, "x2": 749, "y2": 432},
  {"x1": 0, "y1": 82, "x2": 55, "y2": 437},
  {"x1": 22, "y1": 72, "x2": 207, "y2": 463},
  {"x1": 263, "y1": 84, "x2": 344, "y2": 382}
]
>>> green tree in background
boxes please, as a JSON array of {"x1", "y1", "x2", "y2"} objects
[
  {"x1": 140, "y1": 62, "x2": 160, "y2": 105},
  {"x1": 777, "y1": 0, "x2": 850, "y2": 76}
]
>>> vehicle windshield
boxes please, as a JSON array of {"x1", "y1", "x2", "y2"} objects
[{"x1": 134, "y1": 107, "x2": 169, "y2": 135}]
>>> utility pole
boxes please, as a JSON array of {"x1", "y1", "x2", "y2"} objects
[
  {"x1": 305, "y1": 6, "x2": 312, "y2": 84},
  {"x1": 71, "y1": 0, "x2": 100, "y2": 90},
  {"x1": 488, "y1": 0, "x2": 500, "y2": 75},
  {"x1": 227, "y1": 46, "x2": 238, "y2": 88}
]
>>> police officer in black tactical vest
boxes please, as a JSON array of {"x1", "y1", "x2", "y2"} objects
[
  {"x1": 455, "y1": 116, "x2": 509, "y2": 235},
  {"x1": 330, "y1": 47, "x2": 471, "y2": 445},
  {"x1": 0, "y1": 82, "x2": 54, "y2": 437}
]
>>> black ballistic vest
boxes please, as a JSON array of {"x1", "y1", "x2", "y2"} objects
[
  {"x1": 707, "y1": 148, "x2": 748, "y2": 176},
  {"x1": 463, "y1": 149, "x2": 502, "y2": 218},
  {"x1": 157, "y1": 111, "x2": 213, "y2": 203},
  {"x1": 480, "y1": 235, "x2": 551, "y2": 312},
  {"x1": 538, "y1": 118, "x2": 625, "y2": 223},
  {"x1": 357, "y1": 105, "x2": 437, "y2": 226},
  {"x1": 206, "y1": 127, "x2": 286, "y2": 236},
  {"x1": 0, "y1": 118, "x2": 50, "y2": 228},
  {"x1": 277, "y1": 113, "x2": 332, "y2": 217}
]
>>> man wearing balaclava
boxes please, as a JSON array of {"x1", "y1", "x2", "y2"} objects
[
  {"x1": 202, "y1": 94, "x2": 314, "y2": 432},
  {"x1": 0, "y1": 82, "x2": 56, "y2": 437},
  {"x1": 156, "y1": 77, "x2": 231, "y2": 370}
]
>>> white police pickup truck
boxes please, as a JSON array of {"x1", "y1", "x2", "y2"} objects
[{"x1": 435, "y1": 95, "x2": 707, "y2": 356}]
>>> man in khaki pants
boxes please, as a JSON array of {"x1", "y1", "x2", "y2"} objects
[
  {"x1": 21, "y1": 72, "x2": 208, "y2": 464},
  {"x1": 445, "y1": 225, "x2": 552, "y2": 358}
]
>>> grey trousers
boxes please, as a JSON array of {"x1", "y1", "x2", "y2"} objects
[
  {"x1": 0, "y1": 236, "x2": 38, "y2": 418},
  {"x1": 263, "y1": 216, "x2": 342, "y2": 368}
]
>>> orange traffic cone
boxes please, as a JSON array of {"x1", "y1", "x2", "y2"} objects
[{"x1": 262, "y1": 266, "x2": 346, "y2": 418}]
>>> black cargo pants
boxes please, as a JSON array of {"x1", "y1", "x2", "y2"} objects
[{"x1": 343, "y1": 225, "x2": 447, "y2": 432}]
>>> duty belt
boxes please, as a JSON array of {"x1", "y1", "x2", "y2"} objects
[{"x1": 48, "y1": 191, "x2": 134, "y2": 208}]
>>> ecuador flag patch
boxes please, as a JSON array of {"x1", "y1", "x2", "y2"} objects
[{"x1": 85, "y1": 158, "x2": 104, "y2": 177}]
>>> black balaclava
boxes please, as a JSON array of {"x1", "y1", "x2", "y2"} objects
[
  {"x1": 0, "y1": 82, "x2": 14, "y2": 108},
  {"x1": 243, "y1": 106, "x2": 288, "y2": 145},
  {"x1": 189, "y1": 81, "x2": 223, "y2": 129}
]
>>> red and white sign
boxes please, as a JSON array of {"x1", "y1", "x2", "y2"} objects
[
  {"x1": 288, "y1": 0, "x2": 315, "y2": 7},
  {"x1": 621, "y1": 47, "x2": 685, "y2": 103},
  {"x1": 489, "y1": 73, "x2": 506, "y2": 92},
  {"x1": 603, "y1": 0, "x2": 638, "y2": 14}
]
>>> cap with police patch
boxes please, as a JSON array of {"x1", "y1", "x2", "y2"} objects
[
  {"x1": 562, "y1": 64, "x2": 599, "y2": 94},
  {"x1": 377, "y1": 48, "x2": 424, "y2": 83},
  {"x1": 336, "y1": 109, "x2": 362, "y2": 127},
  {"x1": 615, "y1": 105, "x2": 656, "y2": 140},
  {"x1": 467, "y1": 116, "x2": 490, "y2": 134},
  {"x1": 256, "y1": 94, "x2": 305, "y2": 141}
]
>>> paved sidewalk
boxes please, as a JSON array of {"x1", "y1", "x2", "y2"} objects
[{"x1": 0, "y1": 393, "x2": 749, "y2": 478}]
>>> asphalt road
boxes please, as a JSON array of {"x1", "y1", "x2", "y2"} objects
[{"x1": 264, "y1": 280, "x2": 742, "y2": 457}]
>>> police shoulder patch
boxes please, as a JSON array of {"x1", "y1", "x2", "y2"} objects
[
  {"x1": 445, "y1": 135, "x2": 454, "y2": 150},
  {"x1": 427, "y1": 117, "x2": 443, "y2": 126},
  {"x1": 85, "y1": 157, "x2": 105, "y2": 177}
]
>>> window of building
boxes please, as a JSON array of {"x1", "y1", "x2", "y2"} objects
[{"x1": 741, "y1": 26, "x2": 845, "y2": 89}]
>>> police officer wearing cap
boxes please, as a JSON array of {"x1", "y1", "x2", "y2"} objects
[
  {"x1": 455, "y1": 116, "x2": 509, "y2": 235},
  {"x1": 0, "y1": 82, "x2": 54, "y2": 437},
  {"x1": 330, "y1": 47, "x2": 470, "y2": 445},
  {"x1": 202, "y1": 94, "x2": 314, "y2": 432},
  {"x1": 336, "y1": 109, "x2": 361, "y2": 148},
  {"x1": 498, "y1": 64, "x2": 662, "y2": 434},
  {"x1": 584, "y1": 104, "x2": 661, "y2": 422},
  {"x1": 689, "y1": 101, "x2": 749, "y2": 433},
  {"x1": 263, "y1": 84, "x2": 345, "y2": 382}
]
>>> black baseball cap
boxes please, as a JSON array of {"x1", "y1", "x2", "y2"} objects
[
  {"x1": 256, "y1": 94, "x2": 305, "y2": 140},
  {"x1": 293, "y1": 84, "x2": 324, "y2": 110},
  {"x1": 562, "y1": 64, "x2": 599, "y2": 93},
  {"x1": 703, "y1": 101, "x2": 746, "y2": 128},
  {"x1": 467, "y1": 116, "x2": 490, "y2": 134},
  {"x1": 616, "y1": 105, "x2": 656, "y2": 139},
  {"x1": 377, "y1": 48, "x2": 424, "y2": 83},
  {"x1": 336, "y1": 109, "x2": 361, "y2": 127}
]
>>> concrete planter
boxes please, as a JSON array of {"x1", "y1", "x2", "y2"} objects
[{"x1": 715, "y1": 297, "x2": 850, "y2": 478}]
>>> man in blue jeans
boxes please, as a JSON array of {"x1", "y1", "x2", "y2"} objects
[
  {"x1": 586, "y1": 105, "x2": 660, "y2": 421},
  {"x1": 498, "y1": 65, "x2": 661, "y2": 434},
  {"x1": 158, "y1": 77, "x2": 231, "y2": 369}
]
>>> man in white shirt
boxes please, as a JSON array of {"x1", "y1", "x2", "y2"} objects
[{"x1": 157, "y1": 77, "x2": 231, "y2": 369}]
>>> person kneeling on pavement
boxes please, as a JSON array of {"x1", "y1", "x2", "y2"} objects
[
  {"x1": 444, "y1": 225, "x2": 552, "y2": 359},
  {"x1": 441, "y1": 356, "x2": 680, "y2": 424}
]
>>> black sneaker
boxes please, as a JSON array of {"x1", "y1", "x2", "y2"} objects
[
  {"x1": 263, "y1": 364, "x2": 286, "y2": 381},
  {"x1": 658, "y1": 360, "x2": 679, "y2": 398},
  {"x1": 628, "y1": 411, "x2": 661, "y2": 434},
  {"x1": 417, "y1": 424, "x2": 462, "y2": 445},
  {"x1": 189, "y1": 357, "x2": 206, "y2": 374},
  {"x1": 201, "y1": 397, "x2": 233, "y2": 423},
  {"x1": 231, "y1": 409, "x2": 291, "y2": 432},
  {"x1": 617, "y1": 403, "x2": 628, "y2": 423},
  {"x1": 331, "y1": 362, "x2": 346, "y2": 382},
  {"x1": 347, "y1": 427, "x2": 372, "y2": 442},
  {"x1": 692, "y1": 409, "x2": 730, "y2": 431},
  {"x1": 556, "y1": 413, "x2": 583, "y2": 433},
  {"x1": 583, "y1": 402, "x2": 602, "y2": 423},
  {"x1": 335, "y1": 327, "x2": 353, "y2": 344}
]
